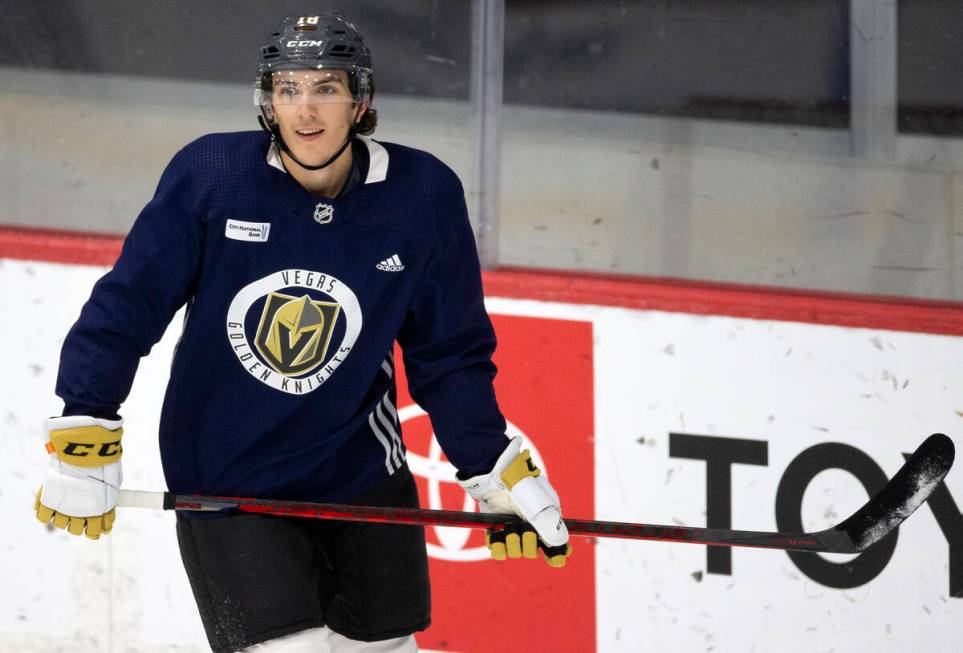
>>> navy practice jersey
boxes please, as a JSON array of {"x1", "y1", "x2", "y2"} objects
[{"x1": 55, "y1": 131, "x2": 510, "y2": 503}]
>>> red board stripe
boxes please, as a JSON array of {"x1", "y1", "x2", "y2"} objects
[
  {"x1": 0, "y1": 225, "x2": 122, "y2": 266},
  {"x1": 482, "y1": 266, "x2": 963, "y2": 336},
  {"x1": 3, "y1": 224, "x2": 963, "y2": 335}
]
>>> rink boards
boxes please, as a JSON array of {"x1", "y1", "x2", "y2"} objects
[{"x1": 1, "y1": 253, "x2": 961, "y2": 652}]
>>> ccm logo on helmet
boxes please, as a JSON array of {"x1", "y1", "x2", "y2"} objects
[
  {"x1": 287, "y1": 40, "x2": 324, "y2": 47},
  {"x1": 63, "y1": 441, "x2": 122, "y2": 457}
]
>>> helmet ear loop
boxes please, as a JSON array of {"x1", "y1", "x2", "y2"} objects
[{"x1": 258, "y1": 104, "x2": 283, "y2": 144}]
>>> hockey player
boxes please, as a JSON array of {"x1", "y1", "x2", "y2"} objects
[{"x1": 35, "y1": 12, "x2": 570, "y2": 653}]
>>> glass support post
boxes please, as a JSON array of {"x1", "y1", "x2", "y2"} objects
[
  {"x1": 850, "y1": 0, "x2": 897, "y2": 161},
  {"x1": 471, "y1": 0, "x2": 504, "y2": 269}
]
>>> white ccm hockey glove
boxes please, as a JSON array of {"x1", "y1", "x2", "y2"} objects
[
  {"x1": 458, "y1": 437, "x2": 571, "y2": 568},
  {"x1": 35, "y1": 416, "x2": 123, "y2": 540}
]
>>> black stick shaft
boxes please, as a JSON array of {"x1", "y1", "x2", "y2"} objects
[
  {"x1": 163, "y1": 493, "x2": 842, "y2": 552},
  {"x1": 120, "y1": 434, "x2": 952, "y2": 555}
]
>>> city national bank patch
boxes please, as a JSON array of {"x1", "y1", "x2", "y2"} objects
[{"x1": 226, "y1": 269, "x2": 362, "y2": 395}]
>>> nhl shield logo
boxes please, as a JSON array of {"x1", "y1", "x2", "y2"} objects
[{"x1": 313, "y1": 202, "x2": 334, "y2": 225}]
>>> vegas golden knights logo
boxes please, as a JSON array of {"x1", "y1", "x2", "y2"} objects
[
  {"x1": 227, "y1": 269, "x2": 362, "y2": 395},
  {"x1": 254, "y1": 292, "x2": 341, "y2": 376}
]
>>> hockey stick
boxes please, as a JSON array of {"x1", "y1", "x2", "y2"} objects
[{"x1": 119, "y1": 433, "x2": 953, "y2": 554}]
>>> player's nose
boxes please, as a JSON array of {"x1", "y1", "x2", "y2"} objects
[
  {"x1": 297, "y1": 107, "x2": 318, "y2": 119},
  {"x1": 295, "y1": 97, "x2": 319, "y2": 116}
]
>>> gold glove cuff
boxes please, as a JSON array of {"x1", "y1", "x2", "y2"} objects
[
  {"x1": 48, "y1": 425, "x2": 124, "y2": 467},
  {"x1": 500, "y1": 449, "x2": 541, "y2": 490}
]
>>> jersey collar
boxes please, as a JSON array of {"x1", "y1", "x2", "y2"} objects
[{"x1": 266, "y1": 135, "x2": 389, "y2": 185}]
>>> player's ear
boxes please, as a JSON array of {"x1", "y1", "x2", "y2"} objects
[{"x1": 355, "y1": 100, "x2": 368, "y2": 125}]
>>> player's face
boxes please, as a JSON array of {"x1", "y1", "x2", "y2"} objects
[{"x1": 270, "y1": 69, "x2": 364, "y2": 166}]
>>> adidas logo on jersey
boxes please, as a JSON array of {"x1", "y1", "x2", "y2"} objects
[{"x1": 376, "y1": 255, "x2": 405, "y2": 272}]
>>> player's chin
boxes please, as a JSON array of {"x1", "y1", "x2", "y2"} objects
[{"x1": 289, "y1": 142, "x2": 337, "y2": 167}]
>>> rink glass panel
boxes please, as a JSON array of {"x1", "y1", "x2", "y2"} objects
[
  {"x1": 497, "y1": 1, "x2": 963, "y2": 302},
  {"x1": 0, "y1": 1, "x2": 476, "y2": 234},
  {"x1": 4, "y1": 1, "x2": 963, "y2": 300}
]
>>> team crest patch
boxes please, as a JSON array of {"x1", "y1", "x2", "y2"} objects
[
  {"x1": 256, "y1": 293, "x2": 340, "y2": 376},
  {"x1": 226, "y1": 269, "x2": 362, "y2": 395},
  {"x1": 314, "y1": 202, "x2": 334, "y2": 225}
]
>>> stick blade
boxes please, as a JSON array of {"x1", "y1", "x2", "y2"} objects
[{"x1": 825, "y1": 433, "x2": 954, "y2": 553}]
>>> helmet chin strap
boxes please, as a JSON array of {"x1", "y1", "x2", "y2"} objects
[{"x1": 258, "y1": 104, "x2": 363, "y2": 172}]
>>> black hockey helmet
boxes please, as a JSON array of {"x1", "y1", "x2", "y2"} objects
[{"x1": 255, "y1": 13, "x2": 372, "y2": 105}]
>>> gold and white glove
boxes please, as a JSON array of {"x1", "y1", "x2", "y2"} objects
[
  {"x1": 459, "y1": 437, "x2": 571, "y2": 567},
  {"x1": 35, "y1": 415, "x2": 123, "y2": 540}
]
